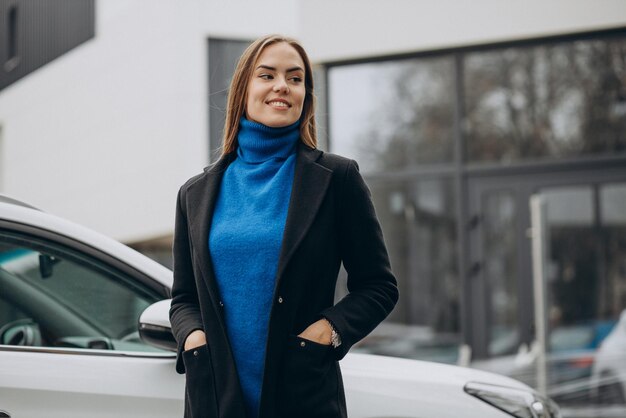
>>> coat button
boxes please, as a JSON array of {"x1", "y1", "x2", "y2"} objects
[
  {"x1": 219, "y1": 301, "x2": 224, "y2": 307},
  {"x1": 193, "y1": 350, "x2": 199, "y2": 356},
  {"x1": 300, "y1": 341, "x2": 305, "y2": 347},
  {"x1": 278, "y1": 296, "x2": 284, "y2": 304}
]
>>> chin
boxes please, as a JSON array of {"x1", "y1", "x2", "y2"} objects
[{"x1": 259, "y1": 116, "x2": 298, "y2": 128}]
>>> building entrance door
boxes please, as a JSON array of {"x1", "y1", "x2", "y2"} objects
[{"x1": 467, "y1": 166, "x2": 626, "y2": 403}]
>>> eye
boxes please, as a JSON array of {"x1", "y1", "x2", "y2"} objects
[
  {"x1": 259, "y1": 73, "x2": 273, "y2": 80},
  {"x1": 290, "y1": 76, "x2": 303, "y2": 83}
]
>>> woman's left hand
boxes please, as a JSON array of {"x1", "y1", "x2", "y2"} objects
[{"x1": 298, "y1": 319, "x2": 332, "y2": 345}]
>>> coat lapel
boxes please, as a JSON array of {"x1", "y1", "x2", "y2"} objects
[
  {"x1": 185, "y1": 154, "x2": 234, "y2": 316},
  {"x1": 184, "y1": 145, "x2": 333, "y2": 318},
  {"x1": 275, "y1": 144, "x2": 332, "y2": 284}
]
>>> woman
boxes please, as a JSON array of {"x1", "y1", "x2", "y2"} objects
[{"x1": 169, "y1": 34, "x2": 398, "y2": 418}]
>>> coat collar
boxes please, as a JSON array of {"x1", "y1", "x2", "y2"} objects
[{"x1": 184, "y1": 143, "x2": 332, "y2": 308}]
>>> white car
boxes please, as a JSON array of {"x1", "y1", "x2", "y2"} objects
[
  {"x1": 591, "y1": 309, "x2": 626, "y2": 404},
  {"x1": 0, "y1": 195, "x2": 561, "y2": 418}
]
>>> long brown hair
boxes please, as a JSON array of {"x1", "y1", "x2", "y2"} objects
[{"x1": 221, "y1": 35, "x2": 317, "y2": 156}]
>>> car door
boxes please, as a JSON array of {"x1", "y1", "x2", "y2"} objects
[{"x1": 0, "y1": 226, "x2": 184, "y2": 418}]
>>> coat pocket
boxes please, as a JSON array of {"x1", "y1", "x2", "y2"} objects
[
  {"x1": 281, "y1": 335, "x2": 342, "y2": 418},
  {"x1": 182, "y1": 344, "x2": 219, "y2": 418}
]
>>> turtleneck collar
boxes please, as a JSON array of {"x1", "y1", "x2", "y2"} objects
[{"x1": 236, "y1": 117, "x2": 300, "y2": 163}]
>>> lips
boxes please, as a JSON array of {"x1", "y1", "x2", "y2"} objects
[{"x1": 266, "y1": 98, "x2": 291, "y2": 108}]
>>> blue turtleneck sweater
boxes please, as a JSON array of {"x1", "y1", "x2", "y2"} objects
[{"x1": 209, "y1": 117, "x2": 300, "y2": 418}]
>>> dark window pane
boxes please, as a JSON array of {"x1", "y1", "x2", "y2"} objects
[
  {"x1": 482, "y1": 190, "x2": 519, "y2": 357},
  {"x1": 329, "y1": 57, "x2": 455, "y2": 173},
  {"x1": 599, "y1": 183, "x2": 626, "y2": 320},
  {"x1": 353, "y1": 176, "x2": 461, "y2": 363},
  {"x1": 537, "y1": 186, "x2": 605, "y2": 406},
  {"x1": 542, "y1": 186, "x2": 596, "y2": 327},
  {"x1": 208, "y1": 38, "x2": 252, "y2": 157},
  {"x1": 464, "y1": 36, "x2": 626, "y2": 163}
]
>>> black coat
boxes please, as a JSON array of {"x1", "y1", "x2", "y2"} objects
[{"x1": 169, "y1": 144, "x2": 399, "y2": 418}]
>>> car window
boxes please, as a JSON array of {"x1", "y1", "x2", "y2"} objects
[
  {"x1": 549, "y1": 325, "x2": 594, "y2": 352},
  {"x1": 0, "y1": 232, "x2": 166, "y2": 353}
]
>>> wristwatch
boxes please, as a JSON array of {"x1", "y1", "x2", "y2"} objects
[{"x1": 324, "y1": 318, "x2": 342, "y2": 348}]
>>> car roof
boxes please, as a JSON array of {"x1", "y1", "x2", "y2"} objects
[{"x1": 0, "y1": 194, "x2": 41, "y2": 210}]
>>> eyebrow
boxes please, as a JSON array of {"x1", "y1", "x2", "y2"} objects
[{"x1": 256, "y1": 65, "x2": 304, "y2": 73}]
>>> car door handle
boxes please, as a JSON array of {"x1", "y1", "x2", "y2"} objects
[{"x1": 0, "y1": 410, "x2": 11, "y2": 417}]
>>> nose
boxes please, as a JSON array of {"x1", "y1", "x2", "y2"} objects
[{"x1": 273, "y1": 76, "x2": 289, "y2": 94}]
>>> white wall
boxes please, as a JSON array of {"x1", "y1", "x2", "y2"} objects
[
  {"x1": 300, "y1": 0, "x2": 626, "y2": 62},
  {"x1": 0, "y1": 0, "x2": 298, "y2": 242},
  {"x1": 1, "y1": 0, "x2": 622, "y2": 242},
  {"x1": 201, "y1": 0, "x2": 299, "y2": 40}
]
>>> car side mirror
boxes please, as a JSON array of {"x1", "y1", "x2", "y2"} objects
[{"x1": 139, "y1": 299, "x2": 176, "y2": 352}]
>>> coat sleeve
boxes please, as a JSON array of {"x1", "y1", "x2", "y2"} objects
[
  {"x1": 321, "y1": 159, "x2": 399, "y2": 360},
  {"x1": 169, "y1": 186, "x2": 204, "y2": 374}
]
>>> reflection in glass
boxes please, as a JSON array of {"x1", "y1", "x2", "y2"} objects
[
  {"x1": 600, "y1": 184, "x2": 626, "y2": 320},
  {"x1": 541, "y1": 187, "x2": 599, "y2": 405},
  {"x1": 482, "y1": 191, "x2": 519, "y2": 357},
  {"x1": 465, "y1": 37, "x2": 626, "y2": 163},
  {"x1": 473, "y1": 184, "x2": 626, "y2": 412},
  {"x1": 592, "y1": 183, "x2": 626, "y2": 407},
  {"x1": 542, "y1": 187, "x2": 596, "y2": 328},
  {"x1": 352, "y1": 177, "x2": 460, "y2": 364},
  {"x1": 539, "y1": 185, "x2": 626, "y2": 408},
  {"x1": 325, "y1": 32, "x2": 626, "y2": 414},
  {"x1": 329, "y1": 57, "x2": 455, "y2": 173}
]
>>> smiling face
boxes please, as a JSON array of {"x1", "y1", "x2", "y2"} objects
[{"x1": 245, "y1": 42, "x2": 306, "y2": 128}]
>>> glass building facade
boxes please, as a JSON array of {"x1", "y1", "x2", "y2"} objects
[
  {"x1": 327, "y1": 29, "x2": 626, "y2": 411},
  {"x1": 201, "y1": 30, "x2": 626, "y2": 414}
]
